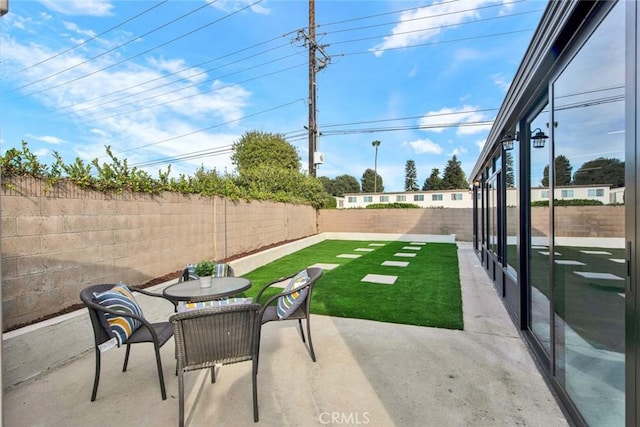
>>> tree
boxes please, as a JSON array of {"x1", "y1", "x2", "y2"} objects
[
  {"x1": 332, "y1": 174, "x2": 360, "y2": 196},
  {"x1": 404, "y1": 160, "x2": 419, "y2": 191},
  {"x1": 441, "y1": 155, "x2": 468, "y2": 189},
  {"x1": 231, "y1": 130, "x2": 300, "y2": 173},
  {"x1": 572, "y1": 157, "x2": 625, "y2": 188},
  {"x1": 317, "y1": 176, "x2": 334, "y2": 195},
  {"x1": 371, "y1": 140, "x2": 381, "y2": 192},
  {"x1": 361, "y1": 168, "x2": 384, "y2": 193},
  {"x1": 541, "y1": 154, "x2": 572, "y2": 186},
  {"x1": 422, "y1": 168, "x2": 442, "y2": 190},
  {"x1": 505, "y1": 151, "x2": 515, "y2": 188}
]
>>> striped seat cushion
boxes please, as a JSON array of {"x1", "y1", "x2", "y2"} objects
[
  {"x1": 93, "y1": 284, "x2": 144, "y2": 346},
  {"x1": 212, "y1": 263, "x2": 230, "y2": 277},
  {"x1": 277, "y1": 270, "x2": 309, "y2": 320}
]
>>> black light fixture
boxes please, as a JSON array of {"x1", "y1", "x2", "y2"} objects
[
  {"x1": 531, "y1": 128, "x2": 548, "y2": 148},
  {"x1": 500, "y1": 132, "x2": 516, "y2": 151}
]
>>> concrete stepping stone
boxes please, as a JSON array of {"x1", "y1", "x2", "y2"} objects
[
  {"x1": 531, "y1": 245, "x2": 547, "y2": 249},
  {"x1": 369, "y1": 243, "x2": 385, "y2": 247},
  {"x1": 337, "y1": 254, "x2": 361, "y2": 259},
  {"x1": 609, "y1": 258, "x2": 625, "y2": 264},
  {"x1": 394, "y1": 253, "x2": 416, "y2": 258},
  {"x1": 403, "y1": 246, "x2": 422, "y2": 251},
  {"x1": 410, "y1": 242, "x2": 426, "y2": 245},
  {"x1": 361, "y1": 274, "x2": 397, "y2": 285},
  {"x1": 555, "y1": 260, "x2": 585, "y2": 265},
  {"x1": 580, "y1": 250, "x2": 612, "y2": 255},
  {"x1": 355, "y1": 248, "x2": 374, "y2": 252},
  {"x1": 574, "y1": 271, "x2": 624, "y2": 281},
  {"x1": 538, "y1": 251, "x2": 561, "y2": 256},
  {"x1": 382, "y1": 261, "x2": 409, "y2": 267},
  {"x1": 309, "y1": 263, "x2": 340, "y2": 270}
]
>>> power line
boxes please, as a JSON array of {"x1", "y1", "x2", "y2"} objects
[
  {"x1": 55, "y1": 36, "x2": 296, "y2": 114},
  {"x1": 81, "y1": 63, "x2": 306, "y2": 123},
  {"x1": 19, "y1": 0, "x2": 264, "y2": 97},
  {"x1": 16, "y1": 0, "x2": 219, "y2": 91},
  {"x1": 322, "y1": 0, "x2": 526, "y2": 36},
  {"x1": 108, "y1": 98, "x2": 305, "y2": 158},
  {"x1": 18, "y1": 1, "x2": 169, "y2": 73},
  {"x1": 66, "y1": 53, "x2": 301, "y2": 119},
  {"x1": 326, "y1": 9, "x2": 542, "y2": 46}
]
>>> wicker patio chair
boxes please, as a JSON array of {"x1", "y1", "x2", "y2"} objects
[
  {"x1": 79, "y1": 284, "x2": 174, "y2": 401},
  {"x1": 171, "y1": 303, "x2": 263, "y2": 426},
  {"x1": 255, "y1": 267, "x2": 323, "y2": 362}
]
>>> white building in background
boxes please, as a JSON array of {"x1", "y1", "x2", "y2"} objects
[{"x1": 336, "y1": 185, "x2": 622, "y2": 209}]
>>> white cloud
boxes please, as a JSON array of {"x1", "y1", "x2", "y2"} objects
[
  {"x1": 63, "y1": 21, "x2": 97, "y2": 39},
  {"x1": 475, "y1": 139, "x2": 486, "y2": 151},
  {"x1": 419, "y1": 105, "x2": 493, "y2": 135},
  {"x1": 407, "y1": 138, "x2": 443, "y2": 154},
  {"x1": 451, "y1": 147, "x2": 468, "y2": 156},
  {"x1": 491, "y1": 73, "x2": 511, "y2": 92},
  {"x1": 25, "y1": 134, "x2": 66, "y2": 145},
  {"x1": 38, "y1": 0, "x2": 114, "y2": 16},
  {"x1": 370, "y1": 0, "x2": 504, "y2": 57},
  {"x1": 212, "y1": 0, "x2": 270, "y2": 16}
]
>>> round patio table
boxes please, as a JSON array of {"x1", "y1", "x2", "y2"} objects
[{"x1": 163, "y1": 277, "x2": 252, "y2": 304}]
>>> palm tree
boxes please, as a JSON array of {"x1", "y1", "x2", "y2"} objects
[{"x1": 372, "y1": 140, "x2": 381, "y2": 193}]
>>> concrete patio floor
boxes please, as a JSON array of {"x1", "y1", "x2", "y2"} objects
[{"x1": 3, "y1": 243, "x2": 569, "y2": 426}]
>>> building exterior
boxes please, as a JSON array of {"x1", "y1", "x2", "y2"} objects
[
  {"x1": 470, "y1": 1, "x2": 637, "y2": 426},
  {"x1": 336, "y1": 184, "x2": 618, "y2": 209}
]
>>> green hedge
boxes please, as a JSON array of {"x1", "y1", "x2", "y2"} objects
[
  {"x1": 365, "y1": 202, "x2": 421, "y2": 209},
  {"x1": 531, "y1": 199, "x2": 604, "y2": 207},
  {"x1": 1, "y1": 141, "x2": 335, "y2": 209}
]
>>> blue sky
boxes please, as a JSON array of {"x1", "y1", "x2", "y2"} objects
[{"x1": 0, "y1": 0, "x2": 545, "y2": 192}]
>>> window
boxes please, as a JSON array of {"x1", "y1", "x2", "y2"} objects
[
  {"x1": 540, "y1": 190, "x2": 549, "y2": 199},
  {"x1": 588, "y1": 188, "x2": 604, "y2": 197},
  {"x1": 338, "y1": 200, "x2": 343, "y2": 208},
  {"x1": 379, "y1": 195, "x2": 389, "y2": 202},
  {"x1": 560, "y1": 189, "x2": 574, "y2": 198},
  {"x1": 396, "y1": 195, "x2": 406, "y2": 202},
  {"x1": 413, "y1": 194, "x2": 424, "y2": 202},
  {"x1": 347, "y1": 197, "x2": 356, "y2": 203},
  {"x1": 363, "y1": 196, "x2": 373, "y2": 203},
  {"x1": 432, "y1": 194, "x2": 443, "y2": 201},
  {"x1": 451, "y1": 193, "x2": 463, "y2": 201}
]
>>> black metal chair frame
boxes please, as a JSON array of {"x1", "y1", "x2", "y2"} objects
[
  {"x1": 79, "y1": 284, "x2": 174, "y2": 401},
  {"x1": 171, "y1": 303, "x2": 263, "y2": 426},
  {"x1": 255, "y1": 267, "x2": 323, "y2": 362}
]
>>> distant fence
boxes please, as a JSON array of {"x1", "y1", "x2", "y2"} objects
[{"x1": 317, "y1": 208, "x2": 473, "y2": 241}]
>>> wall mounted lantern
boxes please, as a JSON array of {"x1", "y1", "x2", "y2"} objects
[
  {"x1": 500, "y1": 132, "x2": 517, "y2": 151},
  {"x1": 531, "y1": 128, "x2": 549, "y2": 148}
]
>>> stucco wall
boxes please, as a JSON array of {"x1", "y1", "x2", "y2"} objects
[
  {"x1": 0, "y1": 178, "x2": 315, "y2": 330},
  {"x1": 317, "y1": 208, "x2": 473, "y2": 241}
]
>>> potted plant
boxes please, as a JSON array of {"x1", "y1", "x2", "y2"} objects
[{"x1": 194, "y1": 260, "x2": 215, "y2": 276}]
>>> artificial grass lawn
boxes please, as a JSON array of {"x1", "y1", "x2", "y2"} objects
[{"x1": 241, "y1": 240, "x2": 463, "y2": 330}]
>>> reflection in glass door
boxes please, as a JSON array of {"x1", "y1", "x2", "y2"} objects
[
  {"x1": 529, "y1": 108, "x2": 551, "y2": 356},
  {"x1": 551, "y1": 3, "x2": 625, "y2": 425}
]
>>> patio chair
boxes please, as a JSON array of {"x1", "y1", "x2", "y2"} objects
[
  {"x1": 171, "y1": 303, "x2": 262, "y2": 426},
  {"x1": 255, "y1": 267, "x2": 323, "y2": 362},
  {"x1": 79, "y1": 284, "x2": 174, "y2": 401}
]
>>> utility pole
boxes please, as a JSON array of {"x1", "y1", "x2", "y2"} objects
[
  {"x1": 308, "y1": 0, "x2": 317, "y2": 177},
  {"x1": 298, "y1": 0, "x2": 330, "y2": 177}
]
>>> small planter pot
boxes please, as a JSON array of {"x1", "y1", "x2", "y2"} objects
[{"x1": 199, "y1": 276, "x2": 213, "y2": 288}]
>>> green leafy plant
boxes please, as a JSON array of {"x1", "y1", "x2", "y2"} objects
[{"x1": 194, "y1": 260, "x2": 216, "y2": 276}]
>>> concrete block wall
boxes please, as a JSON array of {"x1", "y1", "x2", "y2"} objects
[
  {"x1": 0, "y1": 178, "x2": 315, "y2": 330},
  {"x1": 317, "y1": 208, "x2": 473, "y2": 241}
]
